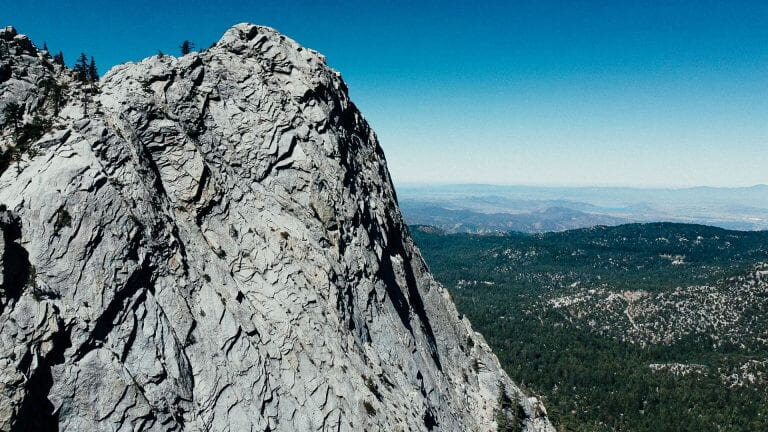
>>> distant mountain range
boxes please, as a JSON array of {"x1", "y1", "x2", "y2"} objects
[
  {"x1": 397, "y1": 184, "x2": 768, "y2": 232},
  {"x1": 401, "y1": 202, "x2": 629, "y2": 233}
]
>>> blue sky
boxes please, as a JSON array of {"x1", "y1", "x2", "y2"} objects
[{"x1": 5, "y1": 0, "x2": 767, "y2": 187}]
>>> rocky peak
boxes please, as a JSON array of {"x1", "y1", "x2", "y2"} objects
[
  {"x1": 0, "y1": 24, "x2": 554, "y2": 431},
  {"x1": 0, "y1": 26, "x2": 35, "y2": 55}
]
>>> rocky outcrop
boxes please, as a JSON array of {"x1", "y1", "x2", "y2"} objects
[{"x1": 0, "y1": 24, "x2": 554, "y2": 431}]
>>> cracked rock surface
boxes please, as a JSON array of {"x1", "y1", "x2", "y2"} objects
[{"x1": 0, "y1": 24, "x2": 554, "y2": 431}]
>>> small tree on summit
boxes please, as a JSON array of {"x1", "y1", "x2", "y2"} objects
[
  {"x1": 88, "y1": 56, "x2": 98, "y2": 82},
  {"x1": 179, "y1": 40, "x2": 195, "y2": 55},
  {"x1": 73, "y1": 53, "x2": 89, "y2": 82},
  {"x1": 53, "y1": 51, "x2": 65, "y2": 66}
]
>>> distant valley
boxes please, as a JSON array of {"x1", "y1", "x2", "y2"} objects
[
  {"x1": 412, "y1": 223, "x2": 768, "y2": 431},
  {"x1": 399, "y1": 184, "x2": 768, "y2": 233}
]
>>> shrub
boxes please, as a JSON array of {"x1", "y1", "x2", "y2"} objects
[{"x1": 53, "y1": 208, "x2": 72, "y2": 236}]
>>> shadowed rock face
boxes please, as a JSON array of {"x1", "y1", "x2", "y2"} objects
[{"x1": 0, "y1": 24, "x2": 553, "y2": 431}]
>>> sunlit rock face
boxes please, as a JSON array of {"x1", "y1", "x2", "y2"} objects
[{"x1": 0, "y1": 24, "x2": 553, "y2": 431}]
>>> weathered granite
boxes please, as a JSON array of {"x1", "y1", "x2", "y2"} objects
[{"x1": 0, "y1": 24, "x2": 554, "y2": 432}]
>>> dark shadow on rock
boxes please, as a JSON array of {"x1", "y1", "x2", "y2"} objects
[
  {"x1": 1, "y1": 210, "x2": 30, "y2": 314},
  {"x1": 12, "y1": 320, "x2": 70, "y2": 432},
  {"x1": 377, "y1": 212, "x2": 442, "y2": 371},
  {"x1": 0, "y1": 210, "x2": 68, "y2": 432}
]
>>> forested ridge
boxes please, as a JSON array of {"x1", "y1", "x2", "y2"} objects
[{"x1": 412, "y1": 223, "x2": 768, "y2": 431}]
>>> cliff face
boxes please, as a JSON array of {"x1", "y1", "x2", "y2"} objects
[{"x1": 0, "y1": 24, "x2": 553, "y2": 432}]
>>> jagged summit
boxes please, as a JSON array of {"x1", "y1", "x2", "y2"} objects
[{"x1": 0, "y1": 24, "x2": 553, "y2": 431}]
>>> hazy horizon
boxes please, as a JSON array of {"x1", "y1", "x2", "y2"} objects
[
  {"x1": 395, "y1": 182, "x2": 768, "y2": 190},
  {"x1": 397, "y1": 182, "x2": 768, "y2": 232},
  {"x1": 5, "y1": 1, "x2": 768, "y2": 187}
]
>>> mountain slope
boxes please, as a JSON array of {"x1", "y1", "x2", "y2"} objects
[
  {"x1": 0, "y1": 25, "x2": 553, "y2": 431},
  {"x1": 401, "y1": 201, "x2": 628, "y2": 233}
]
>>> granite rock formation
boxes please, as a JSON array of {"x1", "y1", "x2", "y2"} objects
[{"x1": 0, "y1": 24, "x2": 554, "y2": 432}]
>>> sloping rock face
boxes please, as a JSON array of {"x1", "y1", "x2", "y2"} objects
[{"x1": 0, "y1": 24, "x2": 554, "y2": 431}]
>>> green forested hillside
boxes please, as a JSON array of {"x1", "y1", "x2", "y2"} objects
[{"x1": 412, "y1": 223, "x2": 768, "y2": 431}]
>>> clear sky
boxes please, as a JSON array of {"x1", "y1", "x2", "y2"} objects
[{"x1": 4, "y1": 0, "x2": 767, "y2": 187}]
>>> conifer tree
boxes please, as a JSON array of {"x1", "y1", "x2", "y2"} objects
[
  {"x1": 88, "y1": 56, "x2": 98, "y2": 82},
  {"x1": 494, "y1": 382, "x2": 521, "y2": 432},
  {"x1": 51, "y1": 82, "x2": 68, "y2": 116},
  {"x1": 2, "y1": 102, "x2": 23, "y2": 133},
  {"x1": 54, "y1": 51, "x2": 65, "y2": 66},
  {"x1": 40, "y1": 78, "x2": 67, "y2": 116},
  {"x1": 73, "y1": 53, "x2": 89, "y2": 82},
  {"x1": 179, "y1": 40, "x2": 195, "y2": 55},
  {"x1": 42, "y1": 42, "x2": 49, "y2": 52}
]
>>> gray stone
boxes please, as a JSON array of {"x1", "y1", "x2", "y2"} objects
[{"x1": 0, "y1": 24, "x2": 554, "y2": 431}]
